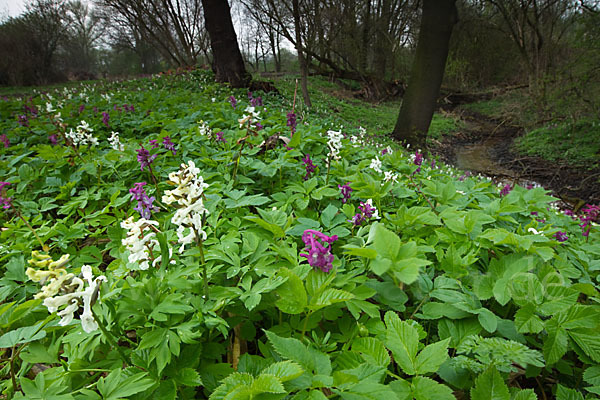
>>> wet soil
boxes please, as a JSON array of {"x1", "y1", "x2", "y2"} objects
[{"x1": 430, "y1": 109, "x2": 600, "y2": 208}]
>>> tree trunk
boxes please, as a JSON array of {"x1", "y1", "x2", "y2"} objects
[
  {"x1": 292, "y1": 0, "x2": 312, "y2": 108},
  {"x1": 201, "y1": 0, "x2": 251, "y2": 88},
  {"x1": 392, "y1": 0, "x2": 457, "y2": 149}
]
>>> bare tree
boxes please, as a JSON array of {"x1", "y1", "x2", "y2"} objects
[{"x1": 96, "y1": 0, "x2": 205, "y2": 66}]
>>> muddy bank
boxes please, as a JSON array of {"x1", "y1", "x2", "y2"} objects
[{"x1": 430, "y1": 110, "x2": 600, "y2": 207}]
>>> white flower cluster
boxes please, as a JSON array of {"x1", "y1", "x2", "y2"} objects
[
  {"x1": 121, "y1": 217, "x2": 165, "y2": 270},
  {"x1": 46, "y1": 102, "x2": 56, "y2": 113},
  {"x1": 162, "y1": 161, "x2": 209, "y2": 253},
  {"x1": 327, "y1": 129, "x2": 344, "y2": 161},
  {"x1": 108, "y1": 131, "x2": 124, "y2": 151},
  {"x1": 66, "y1": 120, "x2": 98, "y2": 147},
  {"x1": 370, "y1": 156, "x2": 383, "y2": 173},
  {"x1": 238, "y1": 106, "x2": 261, "y2": 128},
  {"x1": 198, "y1": 120, "x2": 212, "y2": 138},
  {"x1": 26, "y1": 252, "x2": 106, "y2": 333},
  {"x1": 383, "y1": 171, "x2": 399, "y2": 184},
  {"x1": 101, "y1": 93, "x2": 112, "y2": 102},
  {"x1": 384, "y1": 146, "x2": 393, "y2": 155},
  {"x1": 350, "y1": 126, "x2": 367, "y2": 148}
]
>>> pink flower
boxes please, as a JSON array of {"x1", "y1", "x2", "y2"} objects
[{"x1": 299, "y1": 229, "x2": 338, "y2": 273}]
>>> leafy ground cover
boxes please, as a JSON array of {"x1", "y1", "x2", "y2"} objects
[{"x1": 0, "y1": 71, "x2": 600, "y2": 399}]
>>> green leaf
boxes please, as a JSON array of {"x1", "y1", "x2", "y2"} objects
[
  {"x1": 0, "y1": 323, "x2": 46, "y2": 348},
  {"x1": 352, "y1": 337, "x2": 391, "y2": 367},
  {"x1": 335, "y1": 382, "x2": 399, "y2": 400},
  {"x1": 262, "y1": 361, "x2": 304, "y2": 382},
  {"x1": 514, "y1": 304, "x2": 544, "y2": 334},
  {"x1": 275, "y1": 267, "x2": 307, "y2": 314},
  {"x1": 555, "y1": 384, "x2": 584, "y2": 400},
  {"x1": 174, "y1": 368, "x2": 203, "y2": 387},
  {"x1": 251, "y1": 374, "x2": 286, "y2": 394},
  {"x1": 511, "y1": 389, "x2": 537, "y2": 400},
  {"x1": 567, "y1": 330, "x2": 600, "y2": 363},
  {"x1": 415, "y1": 338, "x2": 450, "y2": 375},
  {"x1": 309, "y1": 288, "x2": 354, "y2": 310},
  {"x1": 543, "y1": 319, "x2": 568, "y2": 365},
  {"x1": 97, "y1": 370, "x2": 155, "y2": 400},
  {"x1": 583, "y1": 365, "x2": 600, "y2": 386},
  {"x1": 265, "y1": 330, "x2": 331, "y2": 375},
  {"x1": 288, "y1": 129, "x2": 302, "y2": 148},
  {"x1": 384, "y1": 311, "x2": 418, "y2": 375},
  {"x1": 412, "y1": 376, "x2": 455, "y2": 400},
  {"x1": 245, "y1": 215, "x2": 286, "y2": 239},
  {"x1": 470, "y1": 368, "x2": 510, "y2": 400}
]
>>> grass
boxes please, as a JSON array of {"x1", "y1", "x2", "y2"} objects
[{"x1": 515, "y1": 119, "x2": 600, "y2": 168}]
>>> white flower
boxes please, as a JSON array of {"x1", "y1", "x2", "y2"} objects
[
  {"x1": 198, "y1": 120, "x2": 212, "y2": 138},
  {"x1": 46, "y1": 102, "x2": 55, "y2": 113},
  {"x1": 163, "y1": 161, "x2": 209, "y2": 253},
  {"x1": 327, "y1": 130, "x2": 344, "y2": 161},
  {"x1": 528, "y1": 228, "x2": 542, "y2": 235},
  {"x1": 385, "y1": 146, "x2": 393, "y2": 155},
  {"x1": 238, "y1": 107, "x2": 261, "y2": 128},
  {"x1": 66, "y1": 120, "x2": 98, "y2": 147},
  {"x1": 370, "y1": 156, "x2": 382, "y2": 174},
  {"x1": 383, "y1": 171, "x2": 398, "y2": 184},
  {"x1": 121, "y1": 217, "x2": 161, "y2": 270},
  {"x1": 108, "y1": 131, "x2": 124, "y2": 151},
  {"x1": 38, "y1": 264, "x2": 106, "y2": 333}
]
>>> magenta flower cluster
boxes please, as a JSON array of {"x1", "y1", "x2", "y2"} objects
[
  {"x1": 339, "y1": 183, "x2": 352, "y2": 203},
  {"x1": 287, "y1": 112, "x2": 297, "y2": 134},
  {"x1": 500, "y1": 184, "x2": 512, "y2": 196},
  {"x1": 215, "y1": 131, "x2": 226, "y2": 143},
  {"x1": 0, "y1": 182, "x2": 12, "y2": 210},
  {"x1": 580, "y1": 204, "x2": 599, "y2": 237},
  {"x1": 299, "y1": 229, "x2": 338, "y2": 273},
  {"x1": 553, "y1": 231, "x2": 568, "y2": 242},
  {"x1": 163, "y1": 136, "x2": 176, "y2": 155},
  {"x1": 136, "y1": 145, "x2": 157, "y2": 171},
  {"x1": 101, "y1": 112, "x2": 110, "y2": 128},
  {"x1": 351, "y1": 201, "x2": 376, "y2": 226},
  {"x1": 302, "y1": 154, "x2": 315, "y2": 180},
  {"x1": 48, "y1": 134, "x2": 58, "y2": 146},
  {"x1": 229, "y1": 95, "x2": 237, "y2": 109},
  {"x1": 129, "y1": 182, "x2": 158, "y2": 219},
  {"x1": 0, "y1": 134, "x2": 9, "y2": 148},
  {"x1": 248, "y1": 92, "x2": 263, "y2": 107}
]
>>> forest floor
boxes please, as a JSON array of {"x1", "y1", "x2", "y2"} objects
[{"x1": 429, "y1": 107, "x2": 600, "y2": 208}]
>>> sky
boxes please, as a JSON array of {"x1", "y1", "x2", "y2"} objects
[{"x1": 0, "y1": 0, "x2": 27, "y2": 18}]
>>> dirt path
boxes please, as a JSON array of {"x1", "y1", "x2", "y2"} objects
[{"x1": 430, "y1": 109, "x2": 600, "y2": 208}]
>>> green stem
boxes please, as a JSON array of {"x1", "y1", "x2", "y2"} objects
[
  {"x1": 17, "y1": 211, "x2": 47, "y2": 251},
  {"x1": 91, "y1": 307, "x2": 131, "y2": 365},
  {"x1": 195, "y1": 233, "x2": 209, "y2": 299},
  {"x1": 325, "y1": 157, "x2": 332, "y2": 185},
  {"x1": 10, "y1": 345, "x2": 18, "y2": 395},
  {"x1": 300, "y1": 311, "x2": 313, "y2": 340}
]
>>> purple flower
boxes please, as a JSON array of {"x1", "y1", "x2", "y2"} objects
[
  {"x1": 0, "y1": 134, "x2": 9, "y2": 148},
  {"x1": 0, "y1": 182, "x2": 12, "y2": 210},
  {"x1": 101, "y1": 112, "x2": 110, "y2": 128},
  {"x1": 48, "y1": 134, "x2": 58, "y2": 146},
  {"x1": 136, "y1": 145, "x2": 157, "y2": 171},
  {"x1": 18, "y1": 115, "x2": 29, "y2": 127},
  {"x1": 381, "y1": 148, "x2": 388, "y2": 155},
  {"x1": 215, "y1": 131, "x2": 226, "y2": 143},
  {"x1": 351, "y1": 200, "x2": 378, "y2": 226},
  {"x1": 553, "y1": 231, "x2": 568, "y2": 242},
  {"x1": 163, "y1": 136, "x2": 177, "y2": 154},
  {"x1": 229, "y1": 95, "x2": 237, "y2": 109},
  {"x1": 302, "y1": 154, "x2": 316, "y2": 180},
  {"x1": 500, "y1": 184, "x2": 512, "y2": 196},
  {"x1": 287, "y1": 112, "x2": 297, "y2": 134},
  {"x1": 251, "y1": 96, "x2": 263, "y2": 107},
  {"x1": 78, "y1": 104, "x2": 85, "y2": 114},
  {"x1": 255, "y1": 122, "x2": 263, "y2": 131},
  {"x1": 580, "y1": 204, "x2": 600, "y2": 237},
  {"x1": 431, "y1": 160, "x2": 437, "y2": 169},
  {"x1": 93, "y1": 106, "x2": 98, "y2": 115},
  {"x1": 339, "y1": 183, "x2": 352, "y2": 204},
  {"x1": 248, "y1": 91, "x2": 253, "y2": 100},
  {"x1": 414, "y1": 151, "x2": 423, "y2": 166},
  {"x1": 299, "y1": 229, "x2": 338, "y2": 273},
  {"x1": 129, "y1": 182, "x2": 158, "y2": 219},
  {"x1": 149, "y1": 139, "x2": 159, "y2": 149}
]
